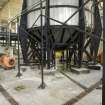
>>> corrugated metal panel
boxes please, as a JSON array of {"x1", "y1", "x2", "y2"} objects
[
  {"x1": 27, "y1": 10, "x2": 45, "y2": 27},
  {"x1": 50, "y1": 0, "x2": 78, "y2": 6},
  {"x1": 50, "y1": 8, "x2": 79, "y2": 25},
  {"x1": 27, "y1": 0, "x2": 79, "y2": 28}
]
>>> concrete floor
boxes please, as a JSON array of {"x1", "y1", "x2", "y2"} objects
[
  {"x1": 66, "y1": 69, "x2": 102, "y2": 88},
  {"x1": 0, "y1": 66, "x2": 102, "y2": 105},
  {"x1": 0, "y1": 93, "x2": 11, "y2": 105},
  {"x1": 74, "y1": 89, "x2": 102, "y2": 105}
]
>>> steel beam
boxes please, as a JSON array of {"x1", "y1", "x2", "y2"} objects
[{"x1": 45, "y1": 0, "x2": 50, "y2": 69}]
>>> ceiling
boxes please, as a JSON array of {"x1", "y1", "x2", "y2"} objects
[{"x1": 0, "y1": 0, "x2": 9, "y2": 10}]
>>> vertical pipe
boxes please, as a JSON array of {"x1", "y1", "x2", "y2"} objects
[
  {"x1": 78, "y1": 0, "x2": 85, "y2": 67},
  {"x1": 8, "y1": 2, "x2": 11, "y2": 47},
  {"x1": 103, "y1": 0, "x2": 105, "y2": 104},
  {"x1": 66, "y1": 49, "x2": 69, "y2": 69},
  {"x1": 91, "y1": 1, "x2": 94, "y2": 33},
  {"x1": 39, "y1": 0, "x2": 45, "y2": 89},
  {"x1": 45, "y1": 0, "x2": 50, "y2": 69},
  {"x1": 16, "y1": 17, "x2": 22, "y2": 77},
  {"x1": 6, "y1": 27, "x2": 8, "y2": 46},
  {"x1": 8, "y1": 24, "x2": 11, "y2": 47}
]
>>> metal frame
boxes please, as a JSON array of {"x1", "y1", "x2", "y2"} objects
[
  {"x1": 13, "y1": 0, "x2": 103, "y2": 89},
  {"x1": 18, "y1": 0, "x2": 102, "y2": 68}
]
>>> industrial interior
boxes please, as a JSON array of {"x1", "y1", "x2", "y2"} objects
[{"x1": 0, "y1": 0, "x2": 103, "y2": 105}]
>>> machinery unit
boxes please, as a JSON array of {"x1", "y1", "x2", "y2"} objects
[
  {"x1": 0, "y1": 47, "x2": 16, "y2": 69},
  {"x1": 19, "y1": 0, "x2": 102, "y2": 69}
]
